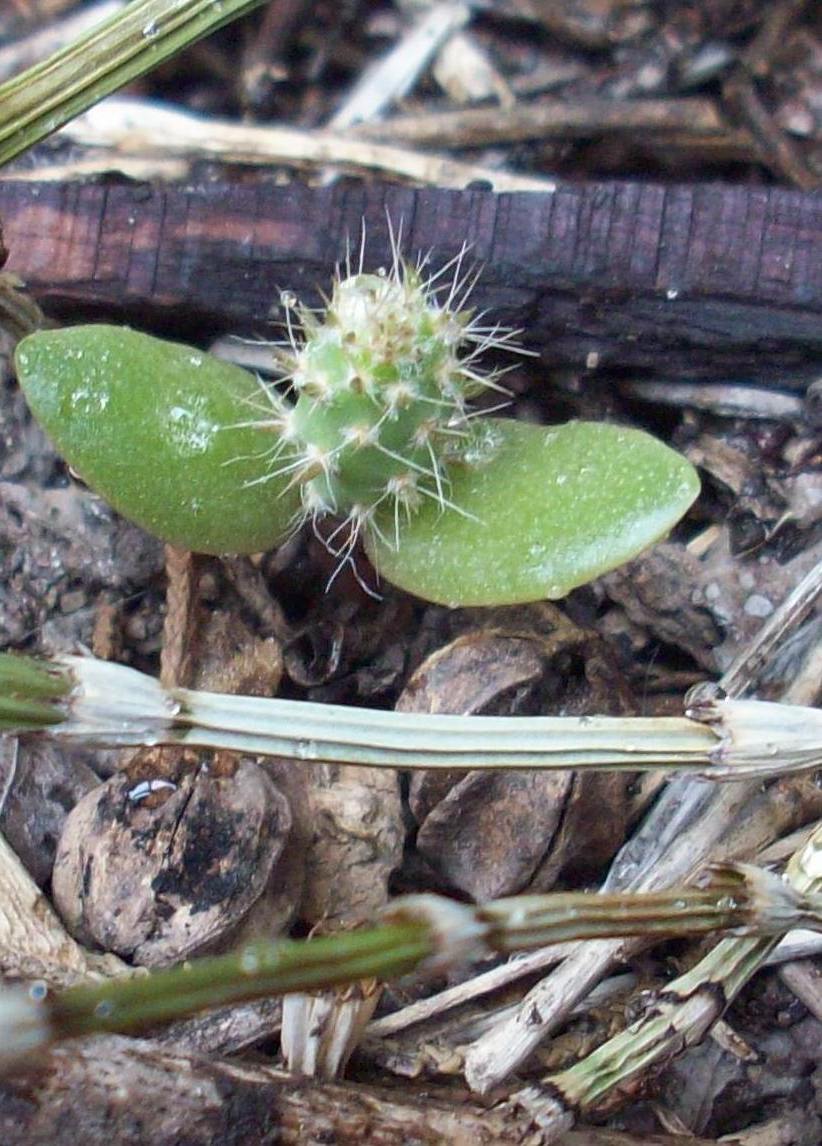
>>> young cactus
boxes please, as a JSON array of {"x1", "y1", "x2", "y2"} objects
[
  {"x1": 15, "y1": 247, "x2": 700, "y2": 606},
  {"x1": 270, "y1": 258, "x2": 509, "y2": 560}
]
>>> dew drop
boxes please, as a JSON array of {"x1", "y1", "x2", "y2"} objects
[
  {"x1": 240, "y1": 949, "x2": 260, "y2": 974},
  {"x1": 127, "y1": 778, "x2": 176, "y2": 803}
]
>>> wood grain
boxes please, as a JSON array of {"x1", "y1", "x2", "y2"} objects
[{"x1": 0, "y1": 179, "x2": 819, "y2": 381}]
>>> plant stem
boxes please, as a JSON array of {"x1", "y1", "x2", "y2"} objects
[
  {"x1": 1, "y1": 651, "x2": 821, "y2": 776},
  {"x1": 515, "y1": 819, "x2": 822, "y2": 1137},
  {"x1": 0, "y1": 653, "x2": 73, "y2": 731},
  {"x1": 0, "y1": 0, "x2": 267, "y2": 167},
  {"x1": 1, "y1": 863, "x2": 818, "y2": 1069},
  {"x1": 478, "y1": 866, "x2": 822, "y2": 951},
  {"x1": 52, "y1": 923, "x2": 431, "y2": 1040}
]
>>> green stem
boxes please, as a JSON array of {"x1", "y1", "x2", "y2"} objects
[
  {"x1": 480, "y1": 878, "x2": 821, "y2": 951},
  {"x1": 51, "y1": 923, "x2": 431, "y2": 1039},
  {"x1": 2, "y1": 869, "x2": 818, "y2": 1065},
  {"x1": 0, "y1": 654, "x2": 71, "y2": 699},
  {"x1": 0, "y1": 653, "x2": 72, "y2": 731},
  {"x1": 0, "y1": 0, "x2": 267, "y2": 167}
]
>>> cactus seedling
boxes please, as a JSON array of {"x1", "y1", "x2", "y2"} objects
[
  {"x1": 15, "y1": 245, "x2": 700, "y2": 606},
  {"x1": 266, "y1": 253, "x2": 518, "y2": 565}
]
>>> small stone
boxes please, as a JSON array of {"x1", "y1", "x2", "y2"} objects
[
  {"x1": 59, "y1": 588, "x2": 87, "y2": 614},
  {"x1": 743, "y1": 594, "x2": 773, "y2": 618}
]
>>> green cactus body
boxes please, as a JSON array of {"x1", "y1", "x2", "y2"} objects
[{"x1": 276, "y1": 267, "x2": 491, "y2": 545}]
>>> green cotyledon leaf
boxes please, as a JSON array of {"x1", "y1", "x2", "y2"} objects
[
  {"x1": 15, "y1": 325, "x2": 301, "y2": 554},
  {"x1": 364, "y1": 418, "x2": 700, "y2": 606}
]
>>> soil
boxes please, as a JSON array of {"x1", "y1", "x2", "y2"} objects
[{"x1": 0, "y1": 2, "x2": 820, "y2": 1142}]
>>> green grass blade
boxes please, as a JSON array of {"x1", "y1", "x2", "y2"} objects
[{"x1": 0, "y1": 0, "x2": 267, "y2": 166}]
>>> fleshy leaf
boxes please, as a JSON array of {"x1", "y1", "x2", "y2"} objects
[
  {"x1": 15, "y1": 325, "x2": 301, "y2": 554},
  {"x1": 365, "y1": 418, "x2": 700, "y2": 605}
]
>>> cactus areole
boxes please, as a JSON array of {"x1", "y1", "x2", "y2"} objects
[{"x1": 15, "y1": 252, "x2": 700, "y2": 606}]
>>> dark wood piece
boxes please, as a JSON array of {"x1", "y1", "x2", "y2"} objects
[
  {"x1": 0, "y1": 180, "x2": 819, "y2": 382},
  {"x1": 0, "y1": 1035, "x2": 734, "y2": 1145},
  {"x1": 0, "y1": 1035, "x2": 532, "y2": 1145}
]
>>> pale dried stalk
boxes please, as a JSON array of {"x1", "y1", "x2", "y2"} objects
[
  {"x1": 281, "y1": 984, "x2": 382, "y2": 1080},
  {"x1": 3, "y1": 154, "x2": 189, "y2": 182},
  {"x1": 621, "y1": 381, "x2": 805, "y2": 422},
  {"x1": 53, "y1": 97, "x2": 556, "y2": 192},
  {"x1": 463, "y1": 557, "x2": 822, "y2": 1093},
  {"x1": 513, "y1": 820, "x2": 822, "y2": 1139},
  {"x1": 353, "y1": 96, "x2": 731, "y2": 147},
  {"x1": 4, "y1": 650, "x2": 822, "y2": 777},
  {"x1": 0, "y1": 829, "x2": 126, "y2": 987},
  {"x1": 329, "y1": 2, "x2": 470, "y2": 130}
]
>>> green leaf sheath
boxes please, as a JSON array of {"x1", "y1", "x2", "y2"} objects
[
  {"x1": 365, "y1": 418, "x2": 700, "y2": 605},
  {"x1": 15, "y1": 325, "x2": 301, "y2": 554},
  {"x1": 51, "y1": 923, "x2": 431, "y2": 1039},
  {"x1": 0, "y1": 0, "x2": 268, "y2": 166},
  {"x1": 0, "y1": 652, "x2": 73, "y2": 731}
]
